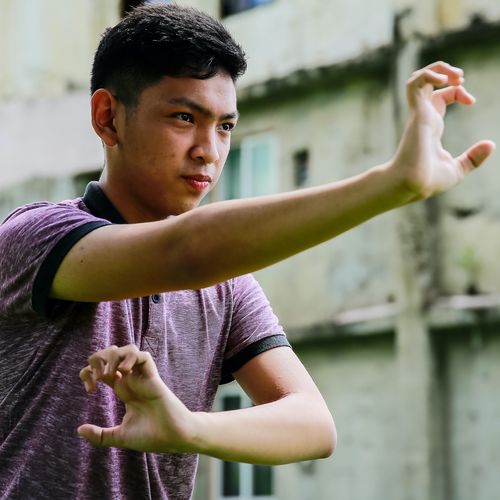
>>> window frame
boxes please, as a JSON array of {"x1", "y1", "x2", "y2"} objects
[{"x1": 215, "y1": 132, "x2": 279, "y2": 201}]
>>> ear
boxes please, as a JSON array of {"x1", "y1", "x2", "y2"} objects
[{"x1": 91, "y1": 89, "x2": 120, "y2": 147}]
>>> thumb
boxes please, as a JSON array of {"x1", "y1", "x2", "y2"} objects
[
  {"x1": 78, "y1": 423, "x2": 122, "y2": 448},
  {"x1": 456, "y1": 140, "x2": 496, "y2": 174}
]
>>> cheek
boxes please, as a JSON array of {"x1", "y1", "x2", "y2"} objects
[{"x1": 218, "y1": 141, "x2": 230, "y2": 164}]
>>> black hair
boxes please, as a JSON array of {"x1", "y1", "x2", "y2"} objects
[{"x1": 90, "y1": 3, "x2": 247, "y2": 107}]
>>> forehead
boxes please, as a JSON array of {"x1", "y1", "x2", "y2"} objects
[{"x1": 139, "y1": 73, "x2": 237, "y2": 115}]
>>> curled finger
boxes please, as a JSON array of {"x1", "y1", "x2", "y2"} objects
[
  {"x1": 424, "y1": 61, "x2": 464, "y2": 82},
  {"x1": 433, "y1": 85, "x2": 476, "y2": 107},
  {"x1": 79, "y1": 365, "x2": 96, "y2": 393},
  {"x1": 408, "y1": 68, "x2": 448, "y2": 89},
  {"x1": 116, "y1": 345, "x2": 141, "y2": 374}
]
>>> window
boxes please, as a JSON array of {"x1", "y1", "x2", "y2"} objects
[
  {"x1": 218, "y1": 134, "x2": 279, "y2": 200},
  {"x1": 221, "y1": 0, "x2": 273, "y2": 18},
  {"x1": 216, "y1": 385, "x2": 275, "y2": 499}
]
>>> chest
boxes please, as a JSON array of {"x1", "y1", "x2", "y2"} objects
[{"x1": 101, "y1": 287, "x2": 234, "y2": 410}]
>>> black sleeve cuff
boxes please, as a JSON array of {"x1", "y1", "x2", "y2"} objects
[
  {"x1": 32, "y1": 220, "x2": 111, "y2": 317},
  {"x1": 220, "y1": 334, "x2": 291, "y2": 384}
]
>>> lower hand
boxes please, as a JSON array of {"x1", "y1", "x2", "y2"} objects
[{"x1": 78, "y1": 344, "x2": 198, "y2": 453}]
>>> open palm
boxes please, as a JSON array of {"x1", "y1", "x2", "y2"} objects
[{"x1": 391, "y1": 61, "x2": 495, "y2": 201}]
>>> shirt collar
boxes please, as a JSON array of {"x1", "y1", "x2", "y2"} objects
[{"x1": 82, "y1": 181, "x2": 127, "y2": 224}]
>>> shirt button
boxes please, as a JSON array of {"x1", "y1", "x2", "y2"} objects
[{"x1": 152, "y1": 294, "x2": 161, "y2": 304}]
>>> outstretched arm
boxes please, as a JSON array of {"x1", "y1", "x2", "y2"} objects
[
  {"x1": 78, "y1": 345, "x2": 335, "y2": 464},
  {"x1": 52, "y1": 62, "x2": 495, "y2": 302}
]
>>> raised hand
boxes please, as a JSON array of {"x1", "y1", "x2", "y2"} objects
[
  {"x1": 390, "y1": 61, "x2": 495, "y2": 202},
  {"x1": 78, "y1": 344, "x2": 197, "y2": 453}
]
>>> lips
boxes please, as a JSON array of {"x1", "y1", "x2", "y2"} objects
[{"x1": 183, "y1": 175, "x2": 212, "y2": 193}]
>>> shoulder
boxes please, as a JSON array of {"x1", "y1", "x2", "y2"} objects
[
  {"x1": 0, "y1": 198, "x2": 109, "y2": 243},
  {"x1": 2, "y1": 198, "x2": 87, "y2": 226}
]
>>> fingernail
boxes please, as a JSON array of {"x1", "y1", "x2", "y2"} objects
[{"x1": 466, "y1": 91, "x2": 476, "y2": 103}]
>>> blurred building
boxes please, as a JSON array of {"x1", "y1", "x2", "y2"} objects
[{"x1": 1, "y1": 1, "x2": 500, "y2": 499}]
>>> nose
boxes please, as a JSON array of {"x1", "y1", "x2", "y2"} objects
[{"x1": 190, "y1": 127, "x2": 220, "y2": 165}]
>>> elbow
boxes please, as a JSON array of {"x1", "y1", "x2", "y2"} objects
[
  {"x1": 296, "y1": 395, "x2": 337, "y2": 461},
  {"x1": 317, "y1": 412, "x2": 337, "y2": 459},
  {"x1": 301, "y1": 404, "x2": 336, "y2": 461}
]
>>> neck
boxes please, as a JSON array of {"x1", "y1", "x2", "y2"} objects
[{"x1": 98, "y1": 169, "x2": 167, "y2": 224}]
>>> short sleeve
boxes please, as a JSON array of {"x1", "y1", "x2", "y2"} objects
[
  {"x1": 221, "y1": 274, "x2": 290, "y2": 383},
  {"x1": 0, "y1": 202, "x2": 110, "y2": 318}
]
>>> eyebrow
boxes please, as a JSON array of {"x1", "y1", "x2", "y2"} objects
[{"x1": 168, "y1": 97, "x2": 239, "y2": 121}]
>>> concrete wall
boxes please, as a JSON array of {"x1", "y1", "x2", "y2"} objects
[
  {"x1": 445, "y1": 326, "x2": 500, "y2": 500},
  {"x1": 439, "y1": 46, "x2": 500, "y2": 296},
  {"x1": 1, "y1": 2, "x2": 500, "y2": 500},
  {"x1": 0, "y1": 0, "x2": 119, "y2": 100},
  {"x1": 280, "y1": 335, "x2": 399, "y2": 500},
  {"x1": 0, "y1": 0, "x2": 119, "y2": 197},
  {"x1": 183, "y1": 0, "x2": 500, "y2": 87},
  {"x1": 233, "y1": 81, "x2": 398, "y2": 327},
  {"x1": 191, "y1": 1, "x2": 500, "y2": 499}
]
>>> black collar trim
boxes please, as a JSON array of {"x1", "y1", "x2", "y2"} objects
[{"x1": 82, "y1": 182, "x2": 127, "y2": 224}]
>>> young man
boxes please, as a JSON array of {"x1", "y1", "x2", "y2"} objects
[{"x1": 0, "y1": 3, "x2": 495, "y2": 500}]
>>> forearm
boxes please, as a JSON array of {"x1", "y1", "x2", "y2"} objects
[
  {"x1": 189, "y1": 393, "x2": 336, "y2": 465},
  {"x1": 175, "y1": 162, "x2": 407, "y2": 288},
  {"x1": 53, "y1": 162, "x2": 407, "y2": 301}
]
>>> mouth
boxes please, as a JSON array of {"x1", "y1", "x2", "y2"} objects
[{"x1": 182, "y1": 175, "x2": 212, "y2": 193}]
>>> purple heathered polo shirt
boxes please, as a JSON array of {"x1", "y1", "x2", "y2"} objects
[{"x1": 0, "y1": 183, "x2": 289, "y2": 500}]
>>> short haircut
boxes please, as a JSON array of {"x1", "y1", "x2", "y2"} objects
[{"x1": 90, "y1": 3, "x2": 247, "y2": 107}]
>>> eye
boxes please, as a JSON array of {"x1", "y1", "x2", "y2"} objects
[
  {"x1": 175, "y1": 112, "x2": 194, "y2": 123},
  {"x1": 219, "y1": 122, "x2": 235, "y2": 133}
]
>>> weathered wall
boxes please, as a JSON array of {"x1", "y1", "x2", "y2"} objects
[
  {"x1": 439, "y1": 46, "x2": 500, "y2": 296},
  {"x1": 234, "y1": 81, "x2": 398, "y2": 326},
  {"x1": 0, "y1": 94, "x2": 102, "y2": 191},
  {"x1": 192, "y1": 2, "x2": 500, "y2": 500},
  {"x1": 184, "y1": 0, "x2": 500, "y2": 87},
  {"x1": 445, "y1": 326, "x2": 500, "y2": 500},
  {"x1": 1, "y1": 2, "x2": 500, "y2": 500},
  {"x1": 279, "y1": 335, "x2": 399, "y2": 500},
  {"x1": 0, "y1": 0, "x2": 118, "y2": 197},
  {"x1": 0, "y1": 0, "x2": 119, "y2": 100}
]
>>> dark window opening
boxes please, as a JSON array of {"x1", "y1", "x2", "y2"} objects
[
  {"x1": 293, "y1": 149, "x2": 309, "y2": 187},
  {"x1": 221, "y1": 0, "x2": 273, "y2": 18},
  {"x1": 222, "y1": 395, "x2": 241, "y2": 411},
  {"x1": 73, "y1": 170, "x2": 101, "y2": 197},
  {"x1": 121, "y1": 0, "x2": 142, "y2": 17},
  {"x1": 253, "y1": 464, "x2": 273, "y2": 496},
  {"x1": 223, "y1": 461, "x2": 240, "y2": 496}
]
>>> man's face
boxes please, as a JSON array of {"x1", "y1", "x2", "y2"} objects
[{"x1": 111, "y1": 72, "x2": 238, "y2": 220}]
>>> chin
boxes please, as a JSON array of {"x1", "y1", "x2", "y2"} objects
[{"x1": 169, "y1": 202, "x2": 200, "y2": 216}]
